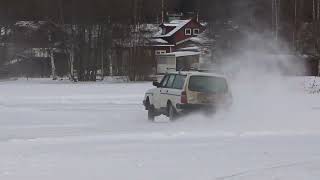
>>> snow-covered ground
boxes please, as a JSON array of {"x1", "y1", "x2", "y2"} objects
[{"x1": 0, "y1": 77, "x2": 319, "y2": 180}]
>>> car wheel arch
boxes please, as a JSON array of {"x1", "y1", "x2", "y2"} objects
[{"x1": 167, "y1": 100, "x2": 174, "y2": 110}]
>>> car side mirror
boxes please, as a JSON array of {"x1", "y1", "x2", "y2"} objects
[{"x1": 153, "y1": 81, "x2": 161, "y2": 88}]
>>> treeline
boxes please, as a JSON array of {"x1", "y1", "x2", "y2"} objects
[
  {"x1": 0, "y1": 0, "x2": 319, "y2": 80},
  {"x1": 0, "y1": 0, "x2": 316, "y2": 30},
  {"x1": 0, "y1": 1, "x2": 313, "y2": 20}
]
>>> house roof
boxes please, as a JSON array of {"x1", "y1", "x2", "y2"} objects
[
  {"x1": 155, "y1": 19, "x2": 192, "y2": 38},
  {"x1": 148, "y1": 38, "x2": 175, "y2": 47},
  {"x1": 15, "y1": 21, "x2": 47, "y2": 30},
  {"x1": 150, "y1": 38, "x2": 169, "y2": 44},
  {"x1": 170, "y1": 20, "x2": 190, "y2": 24},
  {"x1": 178, "y1": 46, "x2": 201, "y2": 52},
  {"x1": 162, "y1": 51, "x2": 200, "y2": 57},
  {"x1": 161, "y1": 23, "x2": 178, "y2": 27}
]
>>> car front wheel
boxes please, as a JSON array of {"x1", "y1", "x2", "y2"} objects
[
  {"x1": 146, "y1": 101, "x2": 155, "y2": 121},
  {"x1": 148, "y1": 108, "x2": 155, "y2": 121}
]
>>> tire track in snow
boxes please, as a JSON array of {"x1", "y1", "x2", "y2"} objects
[{"x1": 215, "y1": 159, "x2": 320, "y2": 180}]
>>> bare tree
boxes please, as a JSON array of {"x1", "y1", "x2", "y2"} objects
[{"x1": 48, "y1": 31, "x2": 57, "y2": 80}]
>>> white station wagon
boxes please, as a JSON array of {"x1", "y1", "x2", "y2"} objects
[{"x1": 143, "y1": 71, "x2": 233, "y2": 121}]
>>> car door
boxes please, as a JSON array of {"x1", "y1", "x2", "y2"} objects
[
  {"x1": 170, "y1": 75, "x2": 187, "y2": 108},
  {"x1": 160, "y1": 74, "x2": 176, "y2": 108},
  {"x1": 154, "y1": 75, "x2": 169, "y2": 109}
]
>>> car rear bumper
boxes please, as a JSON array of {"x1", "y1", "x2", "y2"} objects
[{"x1": 176, "y1": 103, "x2": 215, "y2": 111}]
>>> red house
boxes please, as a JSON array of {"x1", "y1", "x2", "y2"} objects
[{"x1": 150, "y1": 18, "x2": 205, "y2": 55}]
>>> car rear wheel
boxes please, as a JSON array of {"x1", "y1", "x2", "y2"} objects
[{"x1": 168, "y1": 103, "x2": 177, "y2": 121}]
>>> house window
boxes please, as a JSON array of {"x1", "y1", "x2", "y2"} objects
[
  {"x1": 185, "y1": 28, "x2": 192, "y2": 35},
  {"x1": 193, "y1": 28, "x2": 200, "y2": 35},
  {"x1": 155, "y1": 50, "x2": 167, "y2": 55}
]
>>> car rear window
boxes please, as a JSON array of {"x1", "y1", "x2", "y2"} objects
[
  {"x1": 165, "y1": 75, "x2": 176, "y2": 88},
  {"x1": 172, "y1": 75, "x2": 186, "y2": 89},
  {"x1": 160, "y1": 75, "x2": 169, "y2": 87},
  {"x1": 188, "y1": 76, "x2": 228, "y2": 93}
]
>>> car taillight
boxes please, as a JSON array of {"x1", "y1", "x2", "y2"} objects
[{"x1": 181, "y1": 91, "x2": 188, "y2": 104}]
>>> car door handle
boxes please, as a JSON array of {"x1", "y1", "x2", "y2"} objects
[{"x1": 160, "y1": 90, "x2": 168, "y2": 94}]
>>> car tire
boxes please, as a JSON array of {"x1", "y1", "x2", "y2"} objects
[
  {"x1": 146, "y1": 100, "x2": 155, "y2": 121},
  {"x1": 148, "y1": 108, "x2": 155, "y2": 121},
  {"x1": 168, "y1": 103, "x2": 177, "y2": 121}
]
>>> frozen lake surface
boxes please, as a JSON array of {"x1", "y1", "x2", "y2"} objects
[{"x1": 0, "y1": 78, "x2": 319, "y2": 180}]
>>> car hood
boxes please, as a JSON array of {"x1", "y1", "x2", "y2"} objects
[{"x1": 146, "y1": 88, "x2": 158, "y2": 94}]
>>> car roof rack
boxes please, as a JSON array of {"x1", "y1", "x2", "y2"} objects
[
  {"x1": 179, "y1": 67, "x2": 212, "y2": 72},
  {"x1": 165, "y1": 67, "x2": 224, "y2": 76},
  {"x1": 165, "y1": 68, "x2": 177, "y2": 74}
]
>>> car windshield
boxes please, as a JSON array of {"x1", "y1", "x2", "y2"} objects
[{"x1": 188, "y1": 76, "x2": 228, "y2": 93}]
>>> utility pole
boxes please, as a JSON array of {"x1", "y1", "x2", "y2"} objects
[
  {"x1": 272, "y1": 0, "x2": 274, "y2": 36},
  {"x1": 272, "y1": 0, "x2": 279, "y2": 40},
  {"x1": 196, "y1": 11, "x2": 199, "y2": 22},
  {"x1": 317, "y1": 0, "x2": 320, "y2": 76},
  {"x1": 293, "y1": 0, "x2": 297, "y2": 50},
  {"x1": 313, "y1": 0, "x2": 316, "y2": 20},
  {"x1": 161, "y1": 0, "x2": 164, "y2": 23},
  {"x1": 272, "y1": 0, "x2": 281, "y2": 41},
  {"x1": 317, "y1": 0, "x2": 320, "y2": 20},
  {"x1": 276, "y1": 0, "x2": 280, "y2": 41}
]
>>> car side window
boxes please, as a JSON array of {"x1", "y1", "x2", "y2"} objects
[
  {"x1": 160, "y1": 75, "x2": 169, "y2": 87},
  {"x1": 165, "y1": 75, "x2": 176, "y2": 88},
  {"x1": 172, "y1": 75, "x2": 187, "y2": 89}
]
